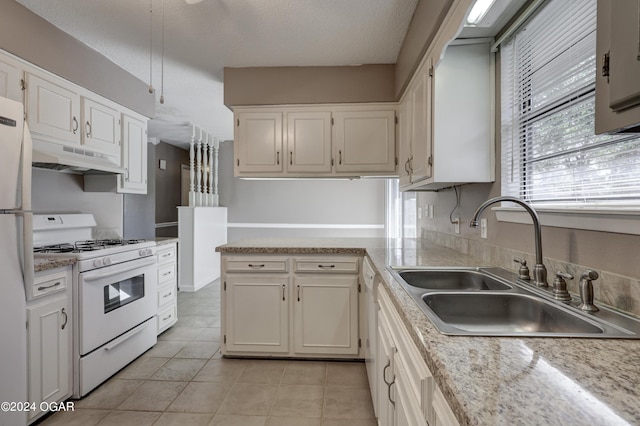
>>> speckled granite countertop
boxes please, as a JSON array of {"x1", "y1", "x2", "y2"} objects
[
  {"x1": 34, "y1": 256, "x2": 76, "y2": 272},
  {"x1": 154, "y1": 237, "x2": 179, "y2": 246},
  {"x1": 217, "y1": 238, "x2": 640, "y2": 425}
]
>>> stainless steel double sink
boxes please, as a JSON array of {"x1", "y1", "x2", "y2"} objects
[{"x1": 388, "y1": 267, "x2": 640, "y2": 338}]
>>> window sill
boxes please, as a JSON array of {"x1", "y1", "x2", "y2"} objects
[{"x1": 493, "y1": 205, "x2": 640, "y2": 235}]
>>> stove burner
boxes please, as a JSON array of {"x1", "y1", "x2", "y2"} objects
[
  {"x1": 34, "y1": 243, "x2": 76, "y2": 254},
  {"x1": 34, "y1": 239, "x2": 149, "y2": 254}
]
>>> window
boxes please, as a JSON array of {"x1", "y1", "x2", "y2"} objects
[
  {"x1": 385, "y1": 179, "x2": 416, "y2": 239},
  {"x1": 501, "y1": 0, "x2": 640, "y2": 208}
]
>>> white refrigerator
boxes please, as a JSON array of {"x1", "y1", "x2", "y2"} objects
[{"x1": 0, "y1": 96, "x2": 33, "y2": 426}]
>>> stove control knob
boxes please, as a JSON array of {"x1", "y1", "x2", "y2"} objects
[
  {"x1": 146, "y1": 249, "x2": 153, "y2": 256},
  {"x1": 93, "y1": 259, "x2": 103, "y2": 268},
  {"x1": 103, "y1": 257, "x2": 112, "y2": 266},
  {"x1": 139, "y1": 249, "x2": 147, "y2": 257}
]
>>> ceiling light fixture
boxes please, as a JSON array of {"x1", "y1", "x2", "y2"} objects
[
  {"x1": 466, "y1": 0, "x2": 497, "y2": 25},
  {"x1": 184, "y1": 0, "x2": 204, "y2": 4},
  {"x1": 160, "y1": 0, "x2": 165, "y2": 104},
  {"x1": 148, "y1": 0, "x2": 154, "y2": 94}
]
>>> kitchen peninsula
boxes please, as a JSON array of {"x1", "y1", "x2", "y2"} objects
[{"x1": 217, "y1": 238, "x2": 640, "y2": 426}]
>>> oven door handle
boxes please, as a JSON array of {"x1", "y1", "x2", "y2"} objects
[
  {"x1": 82, "y1": 257, "x2": 156, "y2": 282},
  {"x1": 104, "y1": 321, "x2": 150, "y2": 351}
]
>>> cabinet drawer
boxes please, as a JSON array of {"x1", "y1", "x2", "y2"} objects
[
  {"x1": 158, "y1": 284, "x2": 177, "y2": 308},
  {"x1": 157, "y1": 245, "x2": 176, "y2": 264},
  {"x1": 33, "y1": 269, "x2": 68, "y2": 298},
  {"x1": 294, "y1": 257, "x2": 359, "y2": 274},
  {"x1": 158, "y1": 304, "x2": 177, "y2": 332},
  {"x1": 157, "y1": 263, "x2": 176, "y2": 284},
  {"x1": 225, "y1": 257, "x2": 288, "y2": 273}
]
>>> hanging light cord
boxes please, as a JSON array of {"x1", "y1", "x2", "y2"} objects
[
  {"x1": 449, "y1": 186, "x2": 461, "y2": 224},
  {"x1": 160, "y1": 0, "x2": 165, "y2": 104},
  {"x1": 148, "y1": 0, "x2": 154, "y2": 94}
]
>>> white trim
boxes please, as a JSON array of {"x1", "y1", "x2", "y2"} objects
[
  {"x1": 228, "y1": 223, "x2": 384, "y2": 229},
  {"x1": 494, "y1": 206, "x2": 640, "y2": 235}
]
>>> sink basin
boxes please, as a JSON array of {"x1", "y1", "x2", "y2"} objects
[
  {"x1": 398, "y1": 269, "x2": 511, "y2": 291},
  {"x1": 422, "y1": 292, "x2": 604, "y2": 336}
]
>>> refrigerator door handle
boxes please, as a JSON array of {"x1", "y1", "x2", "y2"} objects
[{"x1": 21, "y1": 212, "x2": 34, "y2": 293}]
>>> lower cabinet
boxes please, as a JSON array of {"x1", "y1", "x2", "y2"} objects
[
  {"x1": 376, "y1": 285, "x2": 459, "y2": 426},
  {"x1": 156, "y1": 242, "x2": 178, "y2": 334},
  {"x1": 27, "y1": 266, "x2": 72, "y2": 423},
  {"x1": 222, "y1": 255, "x2": 360, "y2": 358}
]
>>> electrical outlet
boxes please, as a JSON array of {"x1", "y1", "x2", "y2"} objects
[
  {"x1": 428, "y1": 204, "x2": 434, "y2": 219},
  {"x1": 480, "y1": 218, "x2": 488, "y2": 239},
  {"x1": 454, "y1": 217, "x2": 460, "y2": 234}
]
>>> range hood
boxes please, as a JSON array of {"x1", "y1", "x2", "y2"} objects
[{"x1": 32, "y1": 138, "x2": 125, "y2": 174}]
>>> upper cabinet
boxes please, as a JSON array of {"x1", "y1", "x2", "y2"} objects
[
  {"x1": 25, "y1": 72, "x2": 82, "y2": 146},
  {"x1": 0, "y1": 54, "x2": 22, "y2": 102},
  {"x1": 81, "y1": 97, "x2": 121, "y2": 158},
  {"x1": 595, "y1": 0, "x2": 640, "y2": 133},
  {"x1": 118, "y1": 113, "x2": 148, "y2": 194},
  {"x1": 234, "y1": 104, "x2": 397, "y2": 178},
  {"x1": 399, "y1": 40, "x2": 494, "y2": 191}
]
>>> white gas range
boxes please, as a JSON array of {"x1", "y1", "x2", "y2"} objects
[{"x1": 33, "y1": 214, "x2": 158, "y2": 398}]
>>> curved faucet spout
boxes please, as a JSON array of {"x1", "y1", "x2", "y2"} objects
[{"x1": 470, "y1": 196, "x2": 547, "y2": 287}]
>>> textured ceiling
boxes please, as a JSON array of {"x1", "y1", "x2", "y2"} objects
[{"x1": 16, "y1": 0, "x2": 419, "y2": 147}]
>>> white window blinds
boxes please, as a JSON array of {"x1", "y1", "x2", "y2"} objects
[{"x1": 501, "y1": 0, "x2": 640, "y2": 205}]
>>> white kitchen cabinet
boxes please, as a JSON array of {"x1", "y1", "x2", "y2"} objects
[
  {"x1": 156, "y1": 242, "x2": 178, "y2": 334},
  {"x1": 401, "y1": 41, "x2": 494, "y2": 191},
  {"x1": 286, "y1": 111, "x2": 332, "y2": 173},
  {"x1": 362, "y1": 256, "x2": 378, "y2": 416},
  {"x1": 81, "y1": 97, "x2": 121, "y2": 158},
  {"x1": 0, "y1": 52, "x2": 22, "y2": 102},
  {"x1": 233, "y1": 105, "x2": 398, "y2": 178},
  {"x1": 595, "y1": 0, "x2": 640, "y2": 133},
  {"x1": 117, "y1": 112, "x2": 148, "y2": 194},
  {"x1": 25, "y1": 71, "x2": 81, "y2": 146},
  {"x1": 178, "y1": 206, "x2": 227, "y2": 292},
  {"x1": 293, "y1": 275, "x2": 358, "y2": 355},
  {"x1": 235, "y1": 111, "x2": 284, "y2": 173},
  {"x1": 333, "y1": 109, "x2": 397, "y2": 174},
  {"x1": 224, "y1": 274, "x2": 290, "y2": 353},
  {"x1": 222, "y1": 254, "x2": 361, "y2": 358},
  {"x1": 377, "y1": 285, "x2": 459, "y2": 426},
  {"x1": 27, "y1": 267, "x2": 72, "y2": 423}
]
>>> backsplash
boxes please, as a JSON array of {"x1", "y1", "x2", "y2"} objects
[{"x1": 421, "y1": 230, "x2": 640, "y2": 318}]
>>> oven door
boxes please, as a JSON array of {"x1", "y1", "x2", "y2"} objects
[{"x1": 78, "y1": 256, "x2": 157, "y2": 355}]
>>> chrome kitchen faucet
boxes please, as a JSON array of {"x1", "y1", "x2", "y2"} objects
[{"x1": 470, "y1": 196, "x2": 548, "y2": 287}]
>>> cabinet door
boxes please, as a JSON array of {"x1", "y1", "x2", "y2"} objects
[
  {"x1": 82, "y1": 97, "x2": 121, "y2": 157},
  {"x1": 333, "y1": 110, "x2": 396, "y2": 174},
  {"x1": 377, "y1": 308, "x2": 396, "y2": 426},
  {"x1": 409, "y1": 61, "x2": 433, "y2": 184},
  {"x1": 27, "y1": 296, "x2": 71, "y2": 420},
  {"x1": 286, "y1": 111, "x2": 332, "y2": 173},
  {"x1": 236, "y1": 112, "x2": 283, "y2": 173},
  {"x1": 0, "y1": 54, "x2": 22, "y2": 101},
  {"x1": 225, "y1": 275, "x2": 289, "y2": 353},
  {"x1": 398, "y1": 95, "x2": 412, "y2": 186},
  {"x1": 293, "y1": 275, "x2": 358, "y2": 355},
  {"x1": 118, "y1": 113, "x2": 147, "y2": 194},
  {"x1": 26, "y1": 72, "x2": 81, "y2": 145},
  {"x1": 608, "y1": 0, "x2": 640, "y2": 112},
  {"x1": 394, "y1": 356, "x2": 429, "y2": 426}
]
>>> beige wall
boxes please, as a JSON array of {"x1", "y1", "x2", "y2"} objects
[
  {"x1": 0, "y1": 1, "x2": 154, "y2": 118},
  {"x1": 224, "y1": 65, "x2": 395, "y2": 107}
]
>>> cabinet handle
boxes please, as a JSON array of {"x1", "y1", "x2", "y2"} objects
[
  {"x1": 162, "y1": 314, "x2": 173, "y2": 321},
  {"x1": 86, "y1": 121, "x2": 92, "y2": 137},
  {"x1": 160, "y1": 252, "x2": 172, "y2": 259},
  {"x1": 297, "y1": 284, "x2": 301, "y2": 302},
  {"x1": 162, "y1": 271, "x2": 172, "y2": 277},
  {"x1": 37, "y1": 281, "x2": 61, "y2": 291},
  {"x1": 61, "y1": 308, "x2": 68, "y2": 330},
  {"x1": 277, "y1": 151, "x2": 280, "y2": 165},
  {"x1": 318, "y1": 264, "x2": 336, "y2": 269},
  {"x1": 282, "y1": 284, "x2": 286, "y2": 301},
  {"x1": 290, "y1": 151, "x2": 293, "y2": 165},
  {"x1": 339, "y1": 150, "x2": 342, "y2": 165},
  {"x1": 248, "y1": 264, "x2": 265, "y2": 269},
  {"x1": 383, "y1": 359, "x2": 392, "y2": 385},
  {"x1": 163, "y1": 292, "x2": 173, "y2": 298},
  {"x1": 72, "y1": 116, "x2": 79, "y2": 134},
  {"x1": 404, "y1": 159, "x2": 410, "y2": 174},
  {"x1": 388, "y1": 377, "x2": 396, "y2": 407}
]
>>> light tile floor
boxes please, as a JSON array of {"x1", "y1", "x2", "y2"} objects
[{"x1": 38, "y1": 281, "x2": 376, "y2": 426}]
